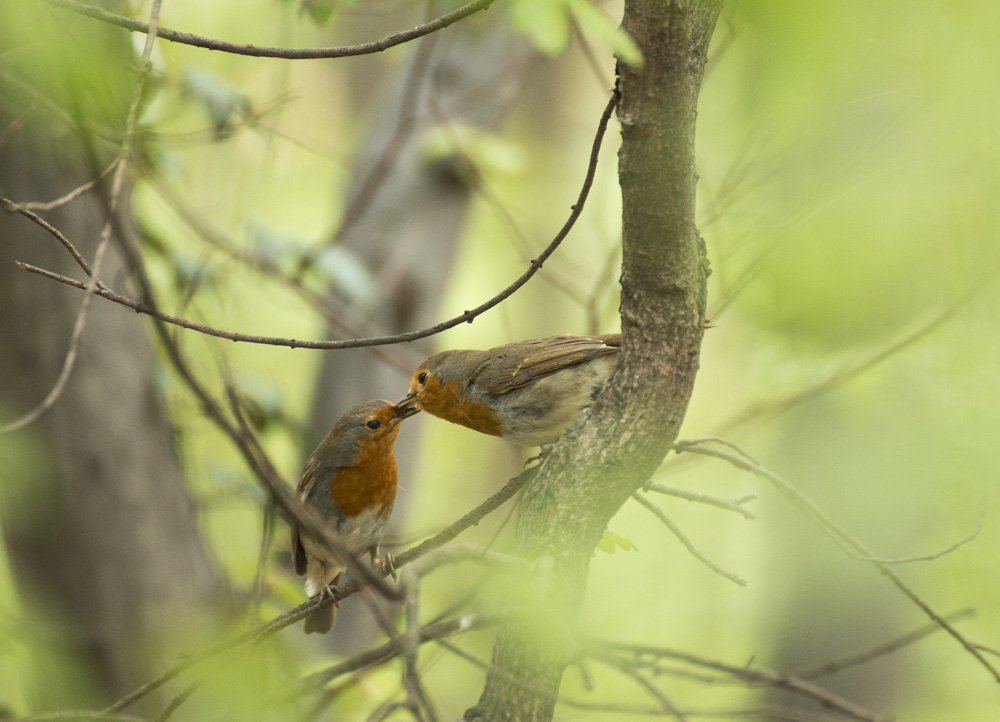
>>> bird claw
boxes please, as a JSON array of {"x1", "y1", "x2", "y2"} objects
[
  {"x1": 316, "y1": 571, "x2": 341, "y2": 607},
  {"x1": 372, "y1": 551, "x2": 397, "y2": 581},
  {"x1": 525, "y1": 444, "x2": 555, "y2": 466},
  {"x1": 320, "y1": 583, "x2": 341, "y2": 607}
]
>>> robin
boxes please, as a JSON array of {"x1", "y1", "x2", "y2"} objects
[
  {"x1": 399, "y1": 333, "x2": 620, "y2": 447},
  {"x1": 291, "y1": 399, "x2": 418, "y2": 634}
]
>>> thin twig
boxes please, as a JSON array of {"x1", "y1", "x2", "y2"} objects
[
  {"x1": 643, "y1": 481, "x2": 757, "y2": 520},
  {"x1": 631, "y1": 493, "x2": 746, "y2": 586},
  {"x1": 0, "y1": 240, "x2": 110, "y2": 434},
  {"x1": 316, "y1": 29, "x2": 440, "y2": 262},
  {"x1": 601, "y1": 656, "x2": 688, "y2": 722},
  {"x1": 592, "y1": 641, "x2": 891, "y2": 722},
  {"x1": 2, "y1": 196, "x2": 96, "y2": 277},
  {"x1": 400, "y1": 571, "x2": 439, "y2": 722},
  {"x1": 19, "y1": 161, "x2": 119, "y2": 211},
  {"x1": 674, "y1": 437, "x2": 1000, "y2": 684},
  {"x1": 18, "y1": 89, "x2": 621, "y2": 350},
  {"x1": 11, "y1": 713, "x2": 146, "y2": 722},
  {"x1": 153, "y1": 682, "x2": 200, "y2": 722},
  {"x1": 300, "y1": 613, "x2": 495, "y2": 690},
  {"x1": 718, "y1": 274, "x2": 995, "y2": 434},
  {"x1": 793, "y1": 608, "x2": 976, "y2": 679},
  {"x1": 141, "y1": 174, "x2": 420, "y2": 372},
  {"x1": 849, "y1": 504, "x2": 985, "y2": 565},
  {"x1": 49, "y1": 0, "x2": 496, "y2": 60},
  {"x1": 395, "y1": 466, "x2": 536, "y2": 568}
]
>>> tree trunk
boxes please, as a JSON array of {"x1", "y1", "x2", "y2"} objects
[
  {"x1": 467, "y1": 1, "x2": 722, "y2": 719},
  {"x1": 0, "y1": 3, "x2": 222, "y2": 710}
]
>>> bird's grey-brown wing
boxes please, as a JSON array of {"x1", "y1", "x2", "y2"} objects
[
  {"x1": 485, "y1": 334, "x2": 620, "y2": 394},
  {"x1": 291, "y1": 456, "x2": 319, "y2": 576}
]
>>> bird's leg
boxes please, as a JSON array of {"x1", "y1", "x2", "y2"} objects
[
  {"x1": 525, "y1": 443, "x2": 555, "y2": 466},
  {"x1": 370, "y1": 546, "x2": 397, "y2": 581},
  {"x1": 318, "y1": 564, "x2": 342, "y2": 607}
]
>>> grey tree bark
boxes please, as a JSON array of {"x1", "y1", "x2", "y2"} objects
[
  {"x1": 0, "y1": 4, "x2": 222, "y2": 710},
  {"x1": 467, "y1": 2, "x2": 722, "y2": 720}
]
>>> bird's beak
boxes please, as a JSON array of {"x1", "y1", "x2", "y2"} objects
[
  {"x1": 399, "y1": 390, "x2": 417, "y2": 405},
  {"x1": 394, "y1": 400, "x2": 420, "y2": 420}
]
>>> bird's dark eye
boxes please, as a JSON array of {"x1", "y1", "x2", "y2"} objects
[
  {"x1": 366, "y1": 419, "x2": 381, "y2": 430},
  {"x1": 417, "y1": 372, "x2": 428, "y2": 385}
]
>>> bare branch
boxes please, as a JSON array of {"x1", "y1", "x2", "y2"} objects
[
  {"x1": 300, "y1": 613, "x2": 496, "y2": 691},
  {"x1": 394, "y1": 466, "x2": 536, "y2": 569},
  {"x1": 718, "y1": 275, "x2": 995, "y2": 434},
  {"x1": 631, "y1": 493, "x2": 746, "y2": 586},
  {"x1": 0, "y1": 242, "x2": 110, "y2": 434},
  {"x1": 16, "y1": 90, "x2": 620, "y2": 351},
  {"x1": 643, "y1": 481, "x2": 757, "y2": 520},
  {"x1": 2, "y1": 195, "x2": 98, "y2": 278},
  {"x1": 12, "y1": 713, "x2": 147, "y2": 722},
  {"x1": 591, "y1": 641, "x2": 891, "y2": 722},
  {"x1": 674, "y1": 437, "x2": 1000, "y2": 684},
  {"x1": 792, "y1": 608, "x2": 976, "y2": 679},
  {"x1": 152, "y1": 682, "x2": 200, "y2": 722},
  {"x1": 49, "y1": 0, "x2": 497, "y2": 60},
  {"x1": 410, "y1": 541, "x2": 536, "y2": 578},
  {"x1": 848, "y1": 503, "x2": 985, "y2": 565},
  {"x1": 601, "y1": 656, "x2": 688, "y2": 721},
  {"x1": 17, "y1": 160, "x2": 117, "y2": 210},
  {"x1": 400, "y1": 571, "x2": 439, "y2": 722}
]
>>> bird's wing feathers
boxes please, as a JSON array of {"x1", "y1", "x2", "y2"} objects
[
  {"x1": 484, "y1": 335, "x2": 619, "y2": 394},
  {"x1": 291, "y1": 525, "x2": 308, "y2": 575},
  {"x1": 292, "y1": 457, "x2": 320, "y2": 576}
]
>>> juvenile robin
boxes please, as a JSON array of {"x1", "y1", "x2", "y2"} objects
[
  {"x1": 291, "y1": 399, "x2": 418, "y2": 634},
  {"x1": 400, "y1": 333, "x2": 620, "y2": 447}
]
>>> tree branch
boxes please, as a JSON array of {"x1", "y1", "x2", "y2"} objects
[
  {"x1": 13, "y1": 89, "x2": 619, "y2": 351},
  {"x1": 674, "y1": 437, "x2": 1000, "y2": 684},
  {"x1": 48, "y1": 0, "x2": 497, "y2": 59}
]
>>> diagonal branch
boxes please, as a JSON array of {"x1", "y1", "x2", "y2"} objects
[
  {"x1": 592, "y1": 640, "x2": 890, "y2": 722},
  {"x1": 631, "y1": 492, "x2": 746, "y2": 586},
  {"x1": 674, "y1": 437, "x2": 1000, "y2": 684},
  {"x1": 97, "y1": 467, "x2": 533, "y2": 714},
  {"x1": 14, "y1": 89, "x2": 620, "y2": 351}
]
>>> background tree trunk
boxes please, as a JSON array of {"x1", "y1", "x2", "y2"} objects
[
  {"x1": 0, "y1": 4, "x2": 222, "y2": 709},
  {"x1": 468, "y1": 2, "x2": 722, "y2": 720}
]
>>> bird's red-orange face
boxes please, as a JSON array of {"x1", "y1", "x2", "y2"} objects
[
  {"x1": 358, "y1": 403, "x2": 418, "y2": 441},
  {"x1": 400, "y1": 360, "x2": 502, "y2": 437},
  {"x1": 404, "y1": 365, "x2": 438, "y2": 409}
]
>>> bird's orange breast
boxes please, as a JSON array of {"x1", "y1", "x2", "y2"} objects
[
  {"x1": 417, "y1": 376, "x2": 503, "y2": 437},
  {"x1": 328, "y1": 430, "x2": 399, "y2": 516}
]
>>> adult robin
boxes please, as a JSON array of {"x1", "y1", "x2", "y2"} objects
[
  {"x1": 291, "y1": 399, "x2": 418, "y2": 634},
  {"x1": 399, "y1": 333, "x2": 620, "y2": 447}
]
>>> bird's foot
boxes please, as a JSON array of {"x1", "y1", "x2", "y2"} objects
[
  {"x1": 371, "y1": 550, "x2": 397, "y2": 581},
  {"x1": 525, "y1": 444, "x2": 555, "y2": 466}
]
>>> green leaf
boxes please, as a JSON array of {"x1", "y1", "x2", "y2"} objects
[
  {"x1": 595, "y1": 531, "x2": 639, "y2": 555},
  {"x1": 507, "y1": 0, "x2": 573, "y2": 56},
  {"x1": 569, "y1": 0, "x2": 643, "y2": 67}
]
